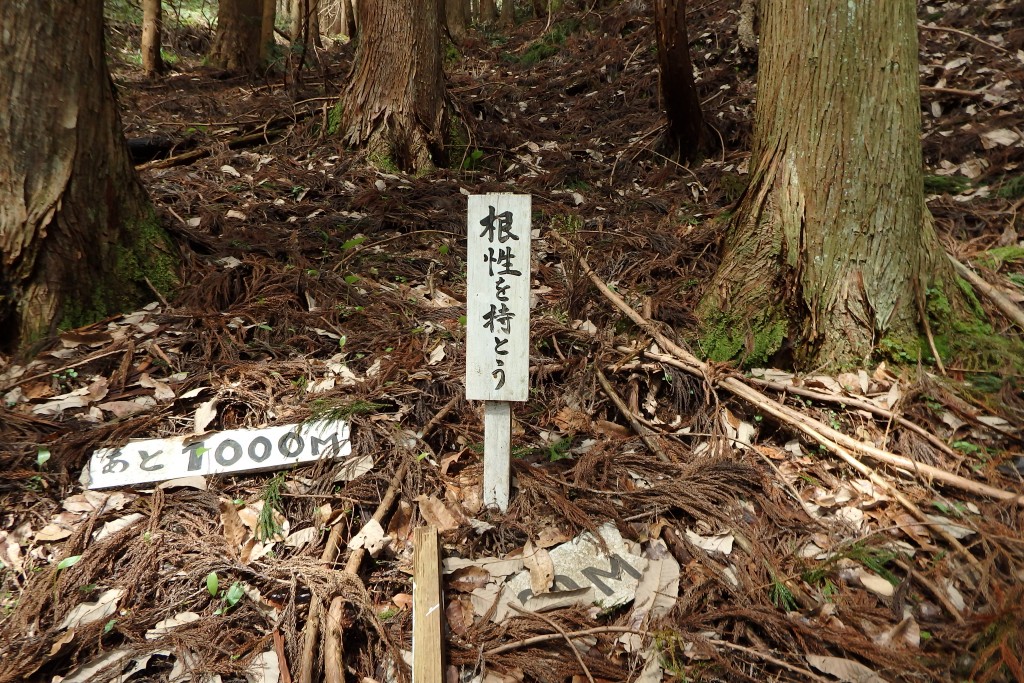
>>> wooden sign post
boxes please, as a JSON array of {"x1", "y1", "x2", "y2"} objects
[{"x1": 466, "y1": 194, "x2": 531, "y2": 511}]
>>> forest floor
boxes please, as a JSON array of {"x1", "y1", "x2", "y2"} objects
[{"x1": 2, "y1": 1, "x2": 1024, "y2": 682}]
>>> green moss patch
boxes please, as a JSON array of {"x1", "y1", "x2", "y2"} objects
[
  {"x1": 976, "y1": 246, "x2": 1024, "y2": 271},
  {"x1": 698, "y1": 309, "x2": 787, "y2": 368}
]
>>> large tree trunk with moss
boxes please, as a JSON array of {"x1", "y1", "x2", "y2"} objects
[
  {"x1": 654, "y1": 0, "x2": 705, "y2": 161},
  {"x1": 340, "y1": 0, "x2": 448, "y2": 173},
  {"x1": 696, "y1": 0, "x2": 957, "y2": 369},
  {"x1": 141, "y1": 0, "x2": 164, "y2": 77},
  {"x1": 209, "y1": 0, "x2": 263, "y2": 71},
  {"x1": 0, "y1": 0, "x2": 177, "y2": 352}
]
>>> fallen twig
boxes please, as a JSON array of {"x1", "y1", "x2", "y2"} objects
[
  {"x1": 484, "y1": 626, "x2": 644, "y2": 657},
  {"x1": 594, "y1": 365, "x2": 672, "y2": 463},
  {"x1": 741, "y1": 374, "x2": 962, "y2": 463},
  {"x1": 709, "y1": 639, "x2": 830, "y2": 683},
  {"x1": 508, "y1": 605, "x2": 595, "y2": 683},
  {"x1": 550, "y1": 229, "x2": 1022, "y2": 509},
  {"x1": 918, "y1": 23, "x2": 1010, "y2": 54}
]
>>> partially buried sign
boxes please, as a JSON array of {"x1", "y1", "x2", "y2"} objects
[{"x1": 84, "y1": 419, "x2": 351, "y2": 490}]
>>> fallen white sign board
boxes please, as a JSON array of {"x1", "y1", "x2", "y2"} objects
[{"x1": 84, "y1": 419, "x2": 351, "y2": 490}]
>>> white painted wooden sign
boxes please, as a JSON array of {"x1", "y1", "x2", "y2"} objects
[
  {"x1": 466, "y1": 193, "x2": 531, "y2": 511},
  {"x1": 466, "y1": 193, "x2": 531, "y2": 401},
  {"x1": 85, "y1": 419, "x2": 351, "y2": 489}
]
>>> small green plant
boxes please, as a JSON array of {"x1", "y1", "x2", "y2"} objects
[
  {"x1": 36, "y1": 449, "x2": 50, "y2": 469},
  {"x1": 257, "y1": 474, "x2": 286, "y2": 541},
  {"x1": 803, "y1": 540, "x2": 901, "y2": 591},
  {"x1": 769, "y1": 575, "x2": 798, "y2": 611},
  {"x1": 213, "y1": 581, "x2": 245, "y2": 615},
  {"x1": 995, "y1": 173, "x2": 1024, "y2": 199},
  {"x1": 924, "y1": 174, "x2": 970, "y2": 195},
  {"x1": 53, "y1": 368, "x2": 79, "y2": 391},
  {"x1": 309, "y1": 399, "x2": 387, "y2": 423},
  {"x1": 206, "y1": 571, "x2": 219, "y2": 597},
  {"x1": 952, "y1": 440, "x2": 982, "y2": 456},
  {"x1": 56, "y1": 555, "x2": 82, "y2": 571},
  {"x1": 462, "y1": 148, "x2": 485, "y2": 170}
]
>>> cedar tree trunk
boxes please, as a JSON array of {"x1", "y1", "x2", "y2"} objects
[
  {"x1": 260, "y1": 0, "x2": 277, "y2": 62},
  {"x1": 696, "y1": 0, "x2": 956, "y2": 369},
  {"x1": 141, "y1": 0, "x2": 164, "y2": 77},
  {"x1": 500, "y1": 0, "x2": 514, "y2": 26},
  {"x1": 654, "y1": 0, "x2": 705, "y2": 161},
  {"x1": 291, "y1": 0, "x2": 323, "y2": 48},
  {"x1": 0, "y1": 0, "x2": 177, "y2": 352},
  {"x1": 326, "y1": 0, "x2": 355, "y2": 39},
  {"x1": 447, "y1": 0, "x2": 469, "y2": 42},
  {"x1": 209, "y1": 0, "x2": 263, "y2": 71},
  {"x1": 480, "y1": 0, "x2": 497, "y2": 23},
  {"x1": 340, "y1": 0, "x2": 448, "y2": 172}
]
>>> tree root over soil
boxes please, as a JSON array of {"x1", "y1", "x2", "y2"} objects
[{"x1": 549, "y1": 229, "x2": 1023, "y2": 584}]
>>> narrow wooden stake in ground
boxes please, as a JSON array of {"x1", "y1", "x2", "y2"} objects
[
  {"x1": 466, "y1": 194, "x2": 532, "y2": 511},
  {"x1": 482, "y1": 401, "x2": 512, "y2": 509},
  {"x1": 413, "y1": 526, "x2": 443, "y2": 683}
]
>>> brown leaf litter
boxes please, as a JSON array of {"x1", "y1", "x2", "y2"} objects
[{"x1": 2, "y1": 1, "x2": 1024, "y2": 681}]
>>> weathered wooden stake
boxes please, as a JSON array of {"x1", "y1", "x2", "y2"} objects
[
  {"x1": 482, "y1": 401, "x2": 511, "y2": 511},
  {"x1": 412, "y1": 526, "x2": 443, "y2": 683}
]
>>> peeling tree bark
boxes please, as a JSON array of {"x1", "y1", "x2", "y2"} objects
[
  {"x1": 0, "y1": 0, "x2": 176, "y2": 352},
  {"x1": 653, "y1": 0, "x2": 706, "y2": 161},
  {"x1": 340, "y1": 0, "x2": 448, "y2": 173},
  {"x1": 209, "y1": 0, "x2": 263, "y2": 72},
  {"x1": 697, "y1": 0, "x2": 956, "y2": 369},
  {"x1": 141, "y1": 0, "x2": 164, "y2": 77}
]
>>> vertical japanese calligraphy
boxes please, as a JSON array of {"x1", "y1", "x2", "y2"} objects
[{"x1": 466, "y1": 194, "x2": 531, "y2": 402}]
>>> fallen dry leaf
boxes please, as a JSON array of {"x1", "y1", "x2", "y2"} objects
[
  {"x1": 193, "y1": 397, "x2": 218, "y2": 434},
  {"x1": 146, "y1": 611, "x2": 201, "y2": 639},
  {"x1": 93, "y1": 512, "x2": 145, "y2": 542},
  {"x1": 392, "y1": 593, "x2": 413, "y2": 611},
  {"x1": 448, "y1": 565, "x2": 491, "y2": 593},
  {"x1": 806, "y1": 654, "x2": 887, "y2": 683},
  {"x1": 58, "y1": 588, "x2": 124, "y2": 630},
  {"x1": 348, "y1": 519, "x2": 390, "y2": 557},
  {"x1": 522, "y1": 540, "x2": 554, "y2": 595},
  {"x1": 446, "y1": 595, "x2": 475, "y2": 635},
  {"x1": 416, "y1": 495, "x2": 463, "y2": 532},
  {"x1": 220, "y1": 498, "x2": 248, "y2": 548}
]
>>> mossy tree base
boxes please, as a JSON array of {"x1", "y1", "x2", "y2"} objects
[
  {"x1": 0, "y1": 0, "x2": 179, "y2": 352},
  {"x1": 695, "y1": 0, "x2": 964, "y2": 371}
]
